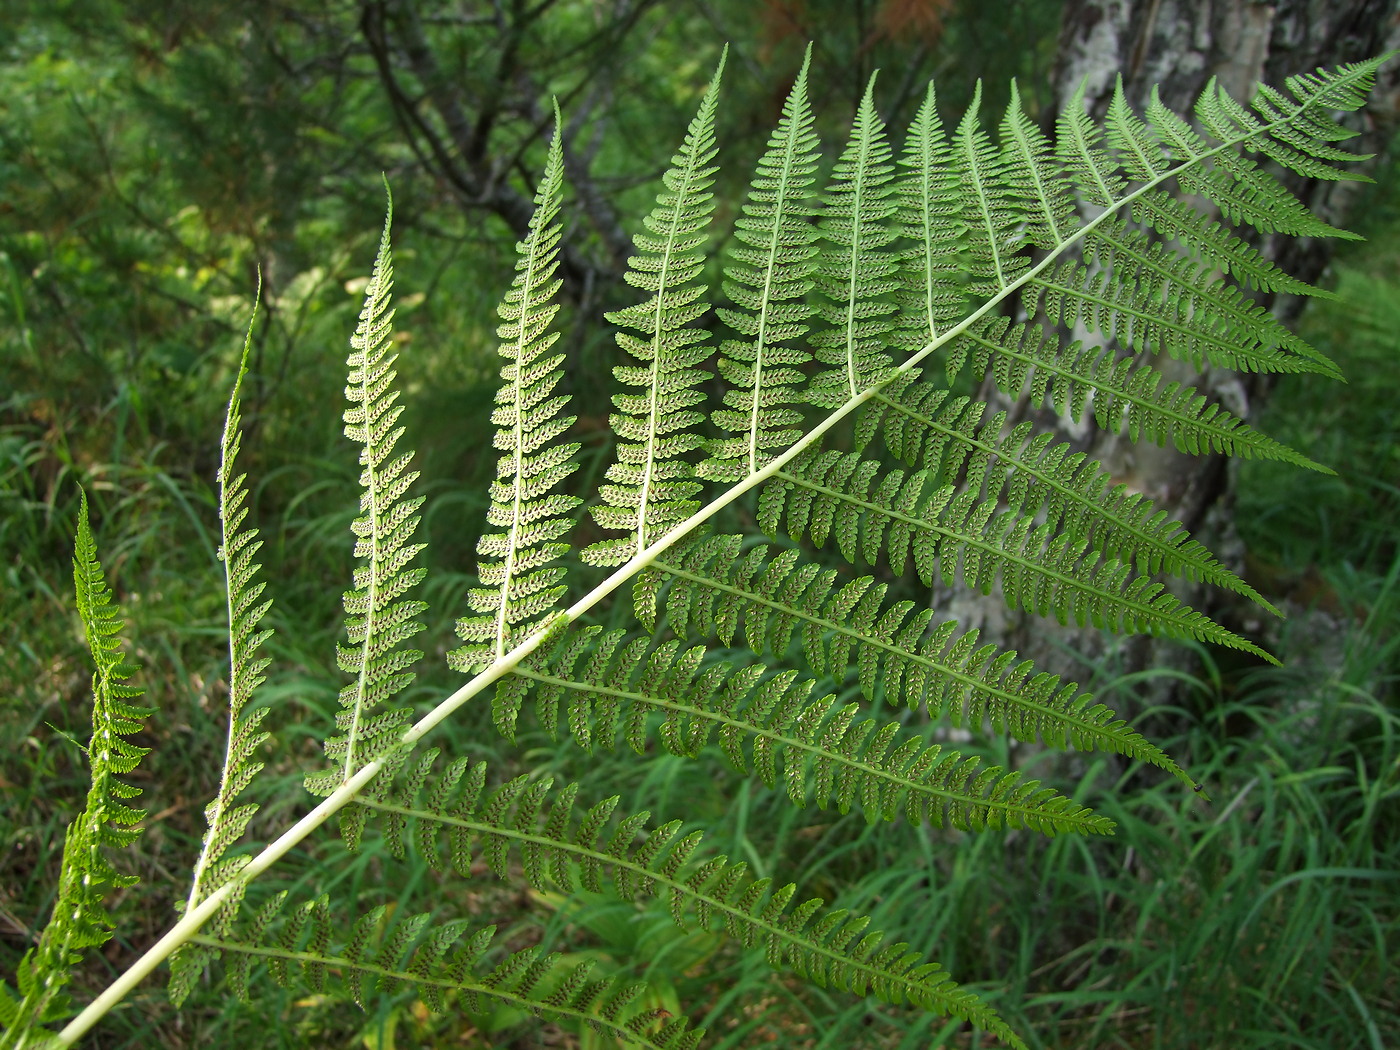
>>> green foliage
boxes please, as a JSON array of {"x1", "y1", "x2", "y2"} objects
[
  {"x1": 0, "y1": 492, "x2": 152, "y2": 1049},
  {"x1": 168, "y1": 303, "x2": 274, "y2": 1005},
  {"x1": 452, "y1": 111, "x2": 580, "y2": 670},
  {"x1": 704, "y1": 46, "x2": 819, "y2": 482},
  {"x1": 4, "y1": 44, "x2": 1392, "y2": 1050},
  {"x1": 587, "y1": 55, "x2": 727, "y2": 565},
  {"x1": 305, "y1": 195, "x2": 427, "y2": 797}
]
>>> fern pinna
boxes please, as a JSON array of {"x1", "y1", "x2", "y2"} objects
[{"x1": 34, "y1": 51, "x2": 1390, "y2": 1050}]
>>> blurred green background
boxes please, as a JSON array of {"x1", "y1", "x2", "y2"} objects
[{"x1": 1, "y1": 2, "x2": 1395, "y2": 1047}]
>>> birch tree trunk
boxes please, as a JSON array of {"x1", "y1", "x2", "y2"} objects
[{"x1": 954, "y1": 0, "x2": 1400, "y2": 719}]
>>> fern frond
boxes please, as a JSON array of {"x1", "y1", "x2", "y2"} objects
[
  {"x1": 451, "y1": 109, "x2": 579, "y2": 672},
  {"x1": 0, "y1": 493, "x2": 154, "y2": 1045},
  {"x1": 585, "y1": 53, "x2": 726, "y2": 565},
  {"x1": 41, "y1": 53, "x2": 1394, "y2": 1050},
  {"x1": 169, "y1": 302, "x2": 275, "y2": 1004},
  {"x1": 348, "y1": 754, "x2": 1028, "y2": 1048},
  {"x1": 760, "y1": 447, "x2": 1271, "y2": 661},
  {"x1": 859, "y1": 371, "x2": 1276, "y2": 612},
  {"x1": 702, "y1": 44, "x2": 818, "y2": 483},
  {"x1": 809, "y1": 71, "x2": 900, "y2": 406},
  {"x1": 494, "y1": 626, "x2": 1110, "y2": 833},
  {"x1": 306, "y1": 189, "x2": 426, "y2": 796},
  {"x1": 645, "y1": 532, "x2": 1195, "y2": 787},
  {"x1": 197, "y1": 895, "x2": 702, "y2": 1050}
]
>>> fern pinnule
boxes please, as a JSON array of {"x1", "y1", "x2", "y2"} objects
[
  {"x1": 809, "y1": 71, "x2": 901, "y2": 407},
  {"x1": 451, "y1": 108, "x2": 579, "y2": 672},
  {"x1": 306, "y1": 190, "x2": 426, "y2": 797},
  {"x1": 0, "y1": 493, "x2": 153, "y2": 1046},
  {"x1": 585, "y1": 52, "x2": 726, "y2": 566}
]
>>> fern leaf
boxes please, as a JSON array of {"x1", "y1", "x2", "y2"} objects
[
  {"x1": 197, "y1": 898, "x2": 702, "y2": 1050},
  {"x1": 860, "y1": 371, "x2": 1276, "y2": 613},
  {"x1": 1103, "y1": 81, "x2": 1325, "y2": 299},
  {"x1": 946, "y1": 315, "x2": 1326, "y2": 470},
  {"x1": 0, "y1": 492, "x2": 154, "y2": 1043},
  {"x1": 809, "y1": 70, "x2": 900, "y2": 406},
  {"x1": 169, "y1": 301, "x2": 275, "y2": 1005},
  {"x1": 499, "y1": 625, "x2": 1112, "y2": 833},
  {"x1": 451, "y1": 107, "x2": 579, "y2": 671},
  {"x1": 1001, "y1": 80, "x2": 1080, "y2": 252},
  {"x1": 954, "y1": 82, "x2": 1030, "y2": 298},
  {"x1": 306, "y1": 188, "x2": 426, "y2": 797},
  {"x1": 761, "y1": 447, "x2": 1272, "y2": 661},
  {"x1": 350, "y1": 757, "x2": 1028, "y2": 1048},
  {"x1": 702, "y1": 44, "x2": 818, "y2": 482},
  {"x1": 893, "y1": 81, "x2": 966, "y2": 351},
  {"x1": 585, "y1": 52, "x2": 726, "y2": 565},
  {"x1": 1076, "y1": 217, "x2": 1336, "y2": 375},
  {"x1": 648, "y1": 532, "x2": 1195, "y2": 787}
]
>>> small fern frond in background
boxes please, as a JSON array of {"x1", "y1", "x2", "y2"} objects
[
  {"x1": 702, "y1": 45, "x2": 818, "y2": 482},
  {"x1": 585, "y1": 53, "x2": 726, "y2": 565},
  {"x1": 451, "y1": 107, "x2": 579, "y2": 672},
  {"x1": 168, "y1": 304, "x2": 274, "y2": 1005},
  {"x1": 0, "y1": 493, "x2": 152, "y2": 1048},
  {"x1": 306, "y1": 190, "x2": 427, "y2": 797}
]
